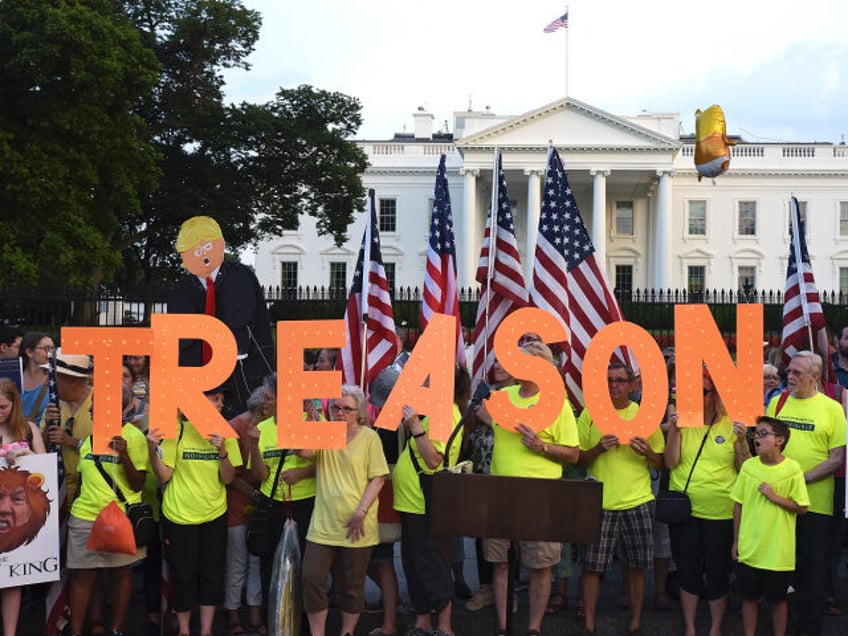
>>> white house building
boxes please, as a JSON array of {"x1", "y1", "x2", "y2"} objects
[{"x1": 253, "y1": 97, "x2": 848, "y2": 298}]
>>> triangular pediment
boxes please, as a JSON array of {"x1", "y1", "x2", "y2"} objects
[{"x1": 456, "y1": 97, "x2": 679, "y2": 151}]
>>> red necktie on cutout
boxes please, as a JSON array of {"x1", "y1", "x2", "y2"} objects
[{"x1": 202, "y1": 276, "x2": 215, "y2": 364}]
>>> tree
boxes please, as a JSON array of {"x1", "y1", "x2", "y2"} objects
[
  {"x1": 0, "y1": 0, "x2": 160, "y2": 291},
  {"x1": 1, "y1": 0, "x2": 368, "y2": 293}
]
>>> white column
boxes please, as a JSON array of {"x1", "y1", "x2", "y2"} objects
[
  {"x1": 524, "y1": 168, "x2": 544, "y2": 282},
  {"x1": 589, "y1": 169, "x2": 610, "y2": 270},
  {"x1": 653, "y1": 170, "x2": 675, "y2": 290},
  {"x1": 459, "y1": 168, "x2": 480, "y2": 288}
]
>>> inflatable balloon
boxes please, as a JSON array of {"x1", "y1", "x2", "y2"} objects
[{"x1": 694, "y1": 105, "x2": 736, "y2": 182}]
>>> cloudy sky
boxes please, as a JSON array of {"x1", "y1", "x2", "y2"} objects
[{"x1": 222, "y1": 0, "x2": 848, "y2": 143}]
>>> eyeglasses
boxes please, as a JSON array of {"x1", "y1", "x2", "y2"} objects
[
  {"x1": 607, "y1": 378, "x2": 630, "y2": 385},
  {"x1": 764, "y1": 375, "x2": 779, "y2": 380},
  {"x1": 35, "y1": 345, "x2": 55, "y2": 352},
  {"x1": 754, "y1": 429, "x2": 777, "y2": 438},
  {"x1": 332, "y1": 404, "x2": 357, "y2": 414},
  {"x1": 518, "y1": 334, "x2": 542, "y2": 346}
]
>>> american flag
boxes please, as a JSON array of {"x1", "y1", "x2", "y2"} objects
[
  {"x1": 781, "y1": 196, "x2": 834, "y2": 381},
  {"x1": 339, "y1": 189, "x2": 398, "y2": 390},
  {"x1": 471, "y1": 153, "x2": 528, "y2": 386},
  {"x1": 45, "y1": 354, "x2": 70, "y2": 635},
  {"x1": 421, "y1": 154, "x2": 466, "y2": 366},
  {"x1": 530, "y1": 147, "x2": 628, "y2": 407},
  {"x1": 543, "y1": 11, "x2": 569, "y2": 33}
]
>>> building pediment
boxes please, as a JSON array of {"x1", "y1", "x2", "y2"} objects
[{"x1": 455, "y1": 97, "x2": 680, "y2": 153}]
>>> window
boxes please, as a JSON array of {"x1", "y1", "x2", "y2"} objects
[
  {"x1": 384, "y1": 262, "x2": 396, "y2": 297},
  {"x1": 379, "y1": 198, "x2": 397, "y2": 233},
  {"x1": 687, "y1": 200, "x2": 707, "y2": 236},
  {"x1": 687, "y1": 265, "x2": 706, "y2": 294},
  {"x1": 615, "y1": 201, "x2": 634, "y2": 236},
  {"x1": 737, "y1": 265, "x2": 756, "y2": 293},
  {"x1": 329, "y1": 262, "x2": 347, "y2": 297},
  {"x1": 788, "y1": 200, "x2": 808, "y2": 235},
  {"x1": 280, "y1": 261, "x2": 298, "y2": 292},
  {"x1": 841, "y1": 267, "x2": 848, "y2": 298},
  {"x1": 738, "y1": 201, "x2": 757, "y2": 236},
  {"x1": 614, "y1": 265, "x2": 633, "y2": 299},
  {"x1": 840, "y1": 202, "x2": 848, "y2": 237}
]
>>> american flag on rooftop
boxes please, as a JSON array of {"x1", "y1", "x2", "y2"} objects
[
  {"x1": 421, "y1": 154, "x2": 466, "y2": 366},
  {"x1": 529, "y1": 147, "x2": 628, "y2": 407},
  {"x1": 471, "y1": 153, "x2": 528, "y2": 386},
  {"x1": 339, "y1": 190, "x2": 398, "y2": 390},
  {"x1": 543, "y1": 11, "x2": 569, "y2": 33}
]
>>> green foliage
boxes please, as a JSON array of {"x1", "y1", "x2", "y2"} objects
[{"x1": 1, "y1": 0, "x2": 367, "y2": 293}]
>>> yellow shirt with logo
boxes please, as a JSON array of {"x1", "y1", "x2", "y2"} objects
[
  {"x1": 71, "y1": 424, "x2": 150, "y2": 521},
  {"x1": 255, "y1": 417, "x2": 316, "y2": 502},
  {"x1": 766, "y1": 391, "x2": 847, "y2": 515},
  {"x1": 731, "y1": 455, "x2": 809, "y2": 571},
  {"x1": 306, "y1": 426, "x2": 389, "y2": 547},
  {"x1": 160, "y1": 420, "x2": 243, "y2": 525},
  {"x1": 490, "y1": 385, "x2": 578, "y2": 479},
  {"x1": 578, "y1": 402, "x2": 665, "y2": 510},
  {"x1": 393, "y1": 405, "x2": 462, "y2": 515},
  {"x1": 669, "y1": 415, "x2": 737, "y2": 520},
  {"x1": 41, "y1": 390, "x2": 93, "y2": 503}
]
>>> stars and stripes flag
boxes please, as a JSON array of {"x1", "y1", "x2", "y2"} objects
[
  {"x1": 471, "y1": 152, "x2": 528, "y2": 386},
  {"x1": 543, "y1": 10, "x2": 569, "y2": 33},
  {"x1": 340, "y1": 189, "x2": 398, "y2": 390},
  {"x1": 421, "y1": 154, "x2": 466, "y2": 366},
  {"x1": 45, "y1": 354, "x2": 70, "y2": 635},
  {"x1": 781, "y1": 195, "x2": 834, "y2": 382},
  {"x1": 530, "y1": 147, "x2": 629, "y2": 407}
]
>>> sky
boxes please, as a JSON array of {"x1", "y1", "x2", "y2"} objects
[{"x1": 222, "y1": 0, "x2": 848, "y2": 144}]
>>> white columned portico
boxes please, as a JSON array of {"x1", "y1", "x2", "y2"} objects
[
  {"x1": 653, "y1": 170, "x2": 675, "y2": 290},
  {"x1": 589, "y1": 169, "x2": 610, "y2": 269},
  {"x1": 524, "y1": 168, "x2": 544, "y2": 282},
  {"x1": 459, "y1": 167, "x2": 480, "y2": 288}
]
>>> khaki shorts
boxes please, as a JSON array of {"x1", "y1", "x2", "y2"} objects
[{"x1": 482, "y1": 538, "x2": 561, "y2": 569}]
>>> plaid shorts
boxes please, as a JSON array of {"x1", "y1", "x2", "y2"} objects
[{"x1": 583, "y1": 501, "x2": 654, "y2": 572}]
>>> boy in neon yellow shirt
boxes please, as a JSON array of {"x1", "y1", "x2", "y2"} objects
[{"x1": 731, "y1": 416, "x2": 809, "y2": 636}]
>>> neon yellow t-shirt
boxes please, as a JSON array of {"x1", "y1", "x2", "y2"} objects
[
  {"x1": 41, "y1": 390, "x2": 93, "y2": 503},
  {"x1": 306, "y1": 426, "x2": 389, "y2": 547},
  {"x1": 71, "y1": 424, "x2": 150, "y2": 522},
  {"x1": 668, "y1": 415, "x2": 737, "y2": 520},
  {"x1": 255, "y1": 417, "x2": 316, "y2": 502},
  {"x1": 490, "y1": 385, "x2": 578, "y2": 479},
  {"x1": 731, "y1": 455, "x2": 809, "y2": 571},
  {"x1": 393, "y1": 405, "x2": 462, "y2": 514},
  {"x1": 767, "y1": 392, "x2": 847, "y2": 515},
  {"x1": 578, "y1": 402, "x2": 665, "y2": 510},
  {"x1": 160, "y1": 421, "x2": 243, "y2": 525}
]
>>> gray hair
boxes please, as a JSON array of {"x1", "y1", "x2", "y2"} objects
[
  {"x1": 338, "y1": 384, "x2": 369, "y2": 426},
  {"x1": 792, "y1": 351, "x2": 822, "y2": 378},
  {"x1": 246, "y1": 386, "x2": 266, "y2": 413}
]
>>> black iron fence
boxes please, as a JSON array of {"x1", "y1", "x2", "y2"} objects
[{"x1": 3, "y1": 287, "x2": 848, "y2": 353}]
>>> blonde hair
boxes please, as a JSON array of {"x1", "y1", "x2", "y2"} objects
[{"x1": 175, "y1": 216, "x2": 223, "y2": 252}]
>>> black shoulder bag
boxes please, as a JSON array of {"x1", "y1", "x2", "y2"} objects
[
  {"x1": 246, "y1": 449, "x2": 289, "y2": 557},
  {"x1": 655, "y1": 424, "x2": 713, "y2": 525},
  {"x1": 92, "y1": 449, "x2": 155, "y2": 547}
]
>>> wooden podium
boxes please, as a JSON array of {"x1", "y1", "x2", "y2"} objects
[
  {"x1": 430, "y1": 472, "x2": 603, "y2": 543},
  {"x1": 430, "y1": 472, "x2": 603, "y2": 635}
]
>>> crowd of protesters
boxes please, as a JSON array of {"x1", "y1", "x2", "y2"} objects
[{"x1": 1, "y1": 323, "x2": 848, "y2": 636}]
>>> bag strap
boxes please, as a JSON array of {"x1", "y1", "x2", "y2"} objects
[
  {"x1": 92, "y1": 442, "x2": 129, "y2": 505},
  {"x1": 775, "y1": 390, "x2": 791, "y2": 416},
  {"x1": 268, "y1": 449, "x2": 289, "y2": 500},
  {"x1": 682, "y1": 423, "x2": 714, "y2": 494},
  {"x1": 406, "y1": 418, "x2": 464, "y2": 475},
  {"x1": 26, "y1": 383, "x2": 49, "y2": 422}
]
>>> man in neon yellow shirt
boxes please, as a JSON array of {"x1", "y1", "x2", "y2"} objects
[
  {"x1": 765, "y1": 351, "x2": 846, "y2": 635},
  {"x1": 731, "y1": 416, "x2": 809, "y2": 636},
  {"x1": 577, "y1": 363, "x2": 664, "y2": 636},
  {"x1": 475, "y1": 340, "x2": 579, "y2": 636}
]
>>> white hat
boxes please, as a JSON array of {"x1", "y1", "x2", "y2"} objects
[{"x1": 54, "y1": 348, "x2": 93, "y2": 378}]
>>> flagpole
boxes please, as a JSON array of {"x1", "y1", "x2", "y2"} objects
[
  {"x1": 789, "y1": 195, "x2": 815, "y2": 351},
  {"x1": 360, "y1": 189, "x2": 374, "y2": 391},
  {"x1": 565, "y1": 4, "x2": 570, "y2": 97},
  {"x1": 482, "y1": 148, "x2": 499, "y2": 372}
]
